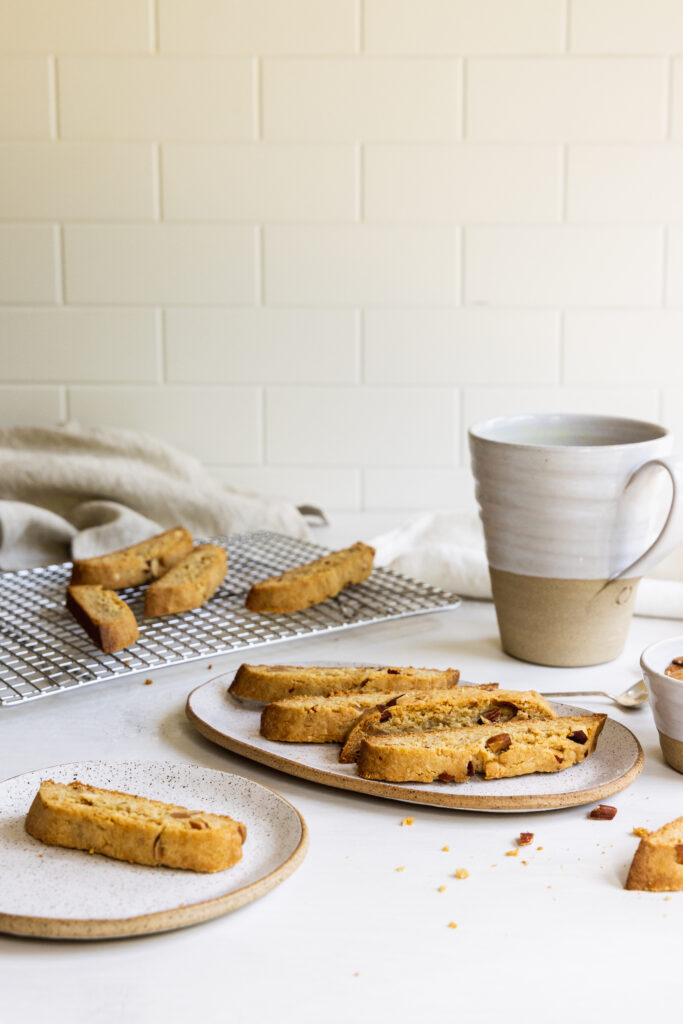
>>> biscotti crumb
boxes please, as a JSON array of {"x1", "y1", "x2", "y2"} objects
[
  {"x1": 441, "y1": 845, "x2": 450, "y2": 852},
  {"x1": 144, "y1": 678, "x2": 153, "y2": 685},
  {"x1": 505, "y1": 849, "x2": 519, "y2": 857},
  {"x1": 518, "y1": 832, "x2": 534, "y2": 846},
  {"x1": 447, "y1": 922, "x2": 458, "y2": 929},
  {"x1": 521, "y1": 860, "x2": 529, "y2": 865},
  {"x1": 454, "y1": 868, "x2": 469, "y2": 879},
  {"x1": 665, "y1": 896, "x2": 672, "y2": 901},
  {"x1": 396, "y1": 866, "x2": 405, "y2": 872},
  {"x1": 633, "y1": 826, "x2": 649, "y2": 837},
  {"x1": 207, "y1": 664, "x2": 212, "y2": 669},
  {"x1": 438, "y1": 885, "x2": 447, "y2": 892},
  {"x1": 401, "y1": 817, "x2": 414, "y2": 827},
  {"x1": 353, "y1": 972, "x2": 360, "y2": 977},
  {"x1": 537, "y1": 846, "x2": 543, "y2": 851},
  {"x1": 588, "y1": 804, "x2": 617, "y2": 820}
]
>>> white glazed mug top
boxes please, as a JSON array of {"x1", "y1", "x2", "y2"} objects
[
  {"x1": 641, "y1": 637, "x2": 683, "y2": 743},
  {"x1": 469, "y1": 413, "x2": 678, "y2": 580}
]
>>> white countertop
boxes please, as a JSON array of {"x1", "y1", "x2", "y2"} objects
[{"x1": 2, "y1": 515, "x2": 682, "y2": 1024}]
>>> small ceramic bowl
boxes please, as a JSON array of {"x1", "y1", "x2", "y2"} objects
[{"x1": 641, "y1": 636, "x2": 683, "y2": 773}]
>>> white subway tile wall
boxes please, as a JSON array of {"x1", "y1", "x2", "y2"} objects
[{"x1": 1, "y1": 0, "x2": 682, "y2": 513}]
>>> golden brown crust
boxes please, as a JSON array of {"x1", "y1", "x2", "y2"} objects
[
  {"x1": 25, "y1": 780, "x2": 246, "y2": 873},
  {"x1": 357, "y1": 715, "x2": 606, "y2": 783},
  {"x1": 144, "y1": 544, "x2": 227, "y2": 618},
  {"x1": 245, "y1": 541, "x2": 374, "y2": 613},
  {"x1": 66, "y1": 584, "x2": 139, "y2": 653},
  {"x1": 70, "y1": 527, "x2": 194, "y2": 589},
  {"x1": 339, "y1": 687, "x2": 557, "y2": 763},
  {"x1": 230, "y1": 664, "x2": 460, "y2": 703},
  {"x1": 625, "y1": 817, "x2": 683, "y2": 891},
  {"x1": 260, "y1": 692, "x2": 403, "y2": 743}
]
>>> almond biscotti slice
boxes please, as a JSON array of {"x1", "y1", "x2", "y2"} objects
[
  {"x1": 260, "y1": 691, "x2": 405, "y2": 743},
  {"x1": 25, "y1": 779, "x2": 246, "y2": 873},
  {"x1": 245, "y1": 541, "x2": 374, "y2": 613},
  {"x1": 70, "y1": 526, "x2": 193, "y2": 589},
  {"x1": 339, "y1": 686, "x2": 556, "y2": 763},
  {"x1": 357, "y1": 714, "x2": 606, "y2": 783},
  {"x1": 230, "y1": 664, "x2": 460, "y2": 703},
  {"x1": 66, "y1": 584, "x2": 139, "y2": 653},
  {"x1": 625, "y1": 818, "x2": 683, "y2": 891},
  {"x1": 144, "y1": 544, "x2": 227, "y2": 617}
]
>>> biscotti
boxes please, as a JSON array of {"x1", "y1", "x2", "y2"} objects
[
  {"x1": 25, "y1": 779, "x2": 246, "y2": 873},
  {"x1": 70, "y1": 527, "x2": 193, "y2": 589},
  {"x1": 625, "y1": 817, "x2": 683, "y2": 891},
  {"x1": 357, "y1": 714, "x2": 606, "y2": 783},
  {"x1": 260, "y1": 692, "x2": 404, "y2": 744},
  {"x1": 230, "y1": 664, "x2": 460, "y2": 703},
  {"x1": 245, "y1": 541, "x2": 374, "y2": 613},
  {"x1": 144, "y1": 544, "x2": 227, "y2": 618},
  {"x1": 339, "y1": 686, "x2": 557, "y2": 763},
  {"x1": 66, "y1": 584, "x2": 139, "y2": 653}
]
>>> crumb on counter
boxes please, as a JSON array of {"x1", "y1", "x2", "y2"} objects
[
  {"x1": 633, "y1": 827, "x2": 649, "y2": 838},
  {"x1": 588, "y1": 805, "x2": 617, "y2": 820},
  {"x1": 505, "y1": 849, "x2": 519, "y2": 857},
  {"x1": 447, "y1": 922, "x2": 458, "y2": 929},
  {"x1": 207, "y1": 664, "x2": 212, "y2": 670},
  {"x1": 537, "y1": 846, "x2": 543, "y2": 851},
  {"x1": 454, "y1": 868, "x2": 469, "y2": 879},
  {"x1": 396, "y1": 866, "x2": 405, "y2": 872},
  {"x1": 144, "y1": 678, "x2": 153, "y2": 685},
  {"x1": 518, "y1": 832, "x2": 534, "y2": 846},
  {"x1": 400, "y1": 817, "x2": 414, "y2": 827},
  {"x1": 442, "y1": 845, "x2": 450, "y2": 852},
  {"x1": 438, "y1": 885, "x2": 447, "y2": 892}
]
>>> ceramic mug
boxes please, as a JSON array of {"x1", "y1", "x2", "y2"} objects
[
  {"x1": 469, "y1": 413, "x2": 683, "y2": 667},
  {"x1": 641, "y1": 637, "x2": 683, "y2": 773}
]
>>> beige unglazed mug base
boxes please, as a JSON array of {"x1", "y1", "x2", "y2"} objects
[
  {"x1": 489, "y1": 568, "x2": 640, "y2": 667},
  {"x1": 657, "y1": 731, "x2": 683, "y2": 774}
]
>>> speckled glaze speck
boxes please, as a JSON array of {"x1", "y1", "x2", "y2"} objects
[
  {"x1": 0, "y1": 760, "x2": 308, "y2": 939},
  {"x1": 186, "y1": 670, "x2": 643, "y2": 813}
]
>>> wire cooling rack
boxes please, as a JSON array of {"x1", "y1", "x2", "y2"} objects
[{"x1": 0, "y1": 531, "x2": 460, "y2": 707}]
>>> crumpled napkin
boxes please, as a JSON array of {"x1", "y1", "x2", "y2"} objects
[{"x1": 371, "y1": 509, "x2": 683, "y2": 619}]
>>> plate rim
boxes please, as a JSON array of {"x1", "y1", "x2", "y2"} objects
[
  {"x1": 186, "y1": 673, "x2": 644, "y2": 814},
  {"x1": 0, "y1": 758, "x2": 309, "y2": 941}
]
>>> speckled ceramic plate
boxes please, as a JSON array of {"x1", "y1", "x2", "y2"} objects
[
  {"x1": 186, "y1": 670, "x2": 644, "y2": 813},
  {"x1": 0, "y1": 760, "x2": 308, "y2": 940}
]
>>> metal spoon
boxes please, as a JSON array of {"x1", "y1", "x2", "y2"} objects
[{"x1": 541, "y1": 678, "x2": 649, "y2": 710}]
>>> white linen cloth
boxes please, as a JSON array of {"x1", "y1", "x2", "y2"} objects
[
  {"x1": 371, "y1": 509, "x2": 683, "y2": 620},
  {"x1": 0, "y1": 424, "x2": 309, "y2": 569}
]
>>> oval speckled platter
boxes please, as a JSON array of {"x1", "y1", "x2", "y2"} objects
[
  {"x1": 0, "y1": 760, "x2": 308, "y2": 940},
  {"x1": 186, "y1": 671, "x2": 644, "y2": 813}
]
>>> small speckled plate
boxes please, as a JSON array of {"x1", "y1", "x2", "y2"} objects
[
  {"x1": 186, "y1": 670, "x2": 644, "y2": 813},
  {"x1": 0, "y1": 760, "x2": 308, "y2": 940}
]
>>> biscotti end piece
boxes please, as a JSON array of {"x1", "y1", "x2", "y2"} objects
[
  {"x1": 339, "y1": 686, "x2": 557, "y2": 763},
  {"x1": 230, "y1": 663, "x2": 460, "y2": 703},
  {"x1": 66, "y1": 584, "x2": 139, "y2": 653},
  {"x1": 245, "y1": 541, "x2": 374, "y2": 614},
  {"x1": 260, "y1": 691, "x2": 404, "y2": 744},
  {"x1": 144, "y1": 544, "x2": 227, "y2": 618},
  {"x1": 70, "y1": 526, "x2": 193, "y2": 589},
  {"x1": 25, "y1": 780, "x2": 246, "y2": 873},
  {"x1": 625, "y1": 817, "x2": 683, "y2": 891},
  {"x1": 357, "y1": 714, "x2": 606, "y2": 783}
]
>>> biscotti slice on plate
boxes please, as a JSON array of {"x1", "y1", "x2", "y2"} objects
[
  {"x1": 66, "y1": 584, "x2": 139, "y2": 653},
  {"x1": 25, "y1": 779, "x2": 246, "y2": 873},
  {"x1": 260, "y1": 691, "x2": 404, "y2": 743},
  {"x1": 625, "y1": 818, "x2": 683, "y2": 891},
  {"x1": 339, "y1": 686, "x2": 556, "y2": 763},
  {"x1": 357, "y1": 714, "x2": 606, "y2": 783},
  {"x1": 245, "y1": 541, "x2": 374, "y2": 613},
  {"x1": 230, "y1": 664, "x2": 460, "y2": 703},
  {"x1": 144, "y1": 544, "x2": 227, "y2": 618},
  {"x1": 70, "y1": 526, "x2": 193, "y2": 589}
]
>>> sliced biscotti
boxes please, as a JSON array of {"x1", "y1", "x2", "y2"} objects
[
  {"x1": 25, "y1": 779, "x2": 246, "y2": 873},
  {"x1": 357, "y1": 714, "x2": 606, "y2": 783},
  {"x1": 260, "y1": 692, "x2": 405, "y2": 744},
  {"x1": 70, "y1": 526, "x2": 193, "y2": 589},
  {"x1": 230, "y1": 664, "x2": 460, "y2": 703},
  {"x1": 340, "y1": 686, "x2": 556, "y2": 763},
  {"x1": 245, "y1": 541, "x2": 374, "y2": 613},
  {"x1": 625, "y1": 818, "x2": 683, "y2": 891},
  {"x1": 144, "y1": 544, "x2": 227, "y2": 618},
  {"x1": 66, "y1": 584, "x2": 139, "y2": 653}
]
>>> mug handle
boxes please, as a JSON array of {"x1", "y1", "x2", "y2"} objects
[{"x1": 610, "y1": 455, "x2": 683, "y2": 582}]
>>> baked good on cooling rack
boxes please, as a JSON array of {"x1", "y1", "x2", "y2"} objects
[
  {"x1": 356, "y1": 714, "x2": 606, "y2": 783},
  {"x1": 230, "y1": 664, "x2": 460, "y2": 703},
  {"x1": 625, "y1": 817, "x2": 683, "y2": 891},
  {"x1": 25, "y1": 779, "x2": 246, "y2": 873},
  {"x1": 339, "y1": 686, "x2": 557, "y2": 763},
  {"x1": 66, "y1": 584, "x2": 139, "y2": 653},
  {"x1": 70, "y1": 527, "x2": 193, "y2": 589},
  {"x1": 144, "y1": 544, "x2": 227, "y2": 617},
  {"x1": 260, "y1": 691, "x2": 404, "y2": 743},
  {"x1": 245, "y1": 541, "x2": 374, "y2": 613}
]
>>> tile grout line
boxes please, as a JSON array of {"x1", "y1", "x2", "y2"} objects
[
  {"x1": 153, "y1": 143, "x2": 162, "y2": 221},
  {"x1": 150, "y1": 0, "x2": 159, "y2": 52},
  {"x1": 254, "y1": 57, "x2": 262, "y2": 141},
  {"x1": 54, "y1": 225, "x2": 65, "y2": 306},
  {"x1": 157, "y1": 309, "x2": 166, "y2": 383},
  {"x1": 563, "y1": 0, "x2": 571, "y2": 52},
  {"x1": 47, "y1": 55, "x2": 59, "y2": 140}
]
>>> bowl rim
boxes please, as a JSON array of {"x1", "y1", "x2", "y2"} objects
[{"x1": 640, "y1": 636, "x2": 683, "y2": 683}]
